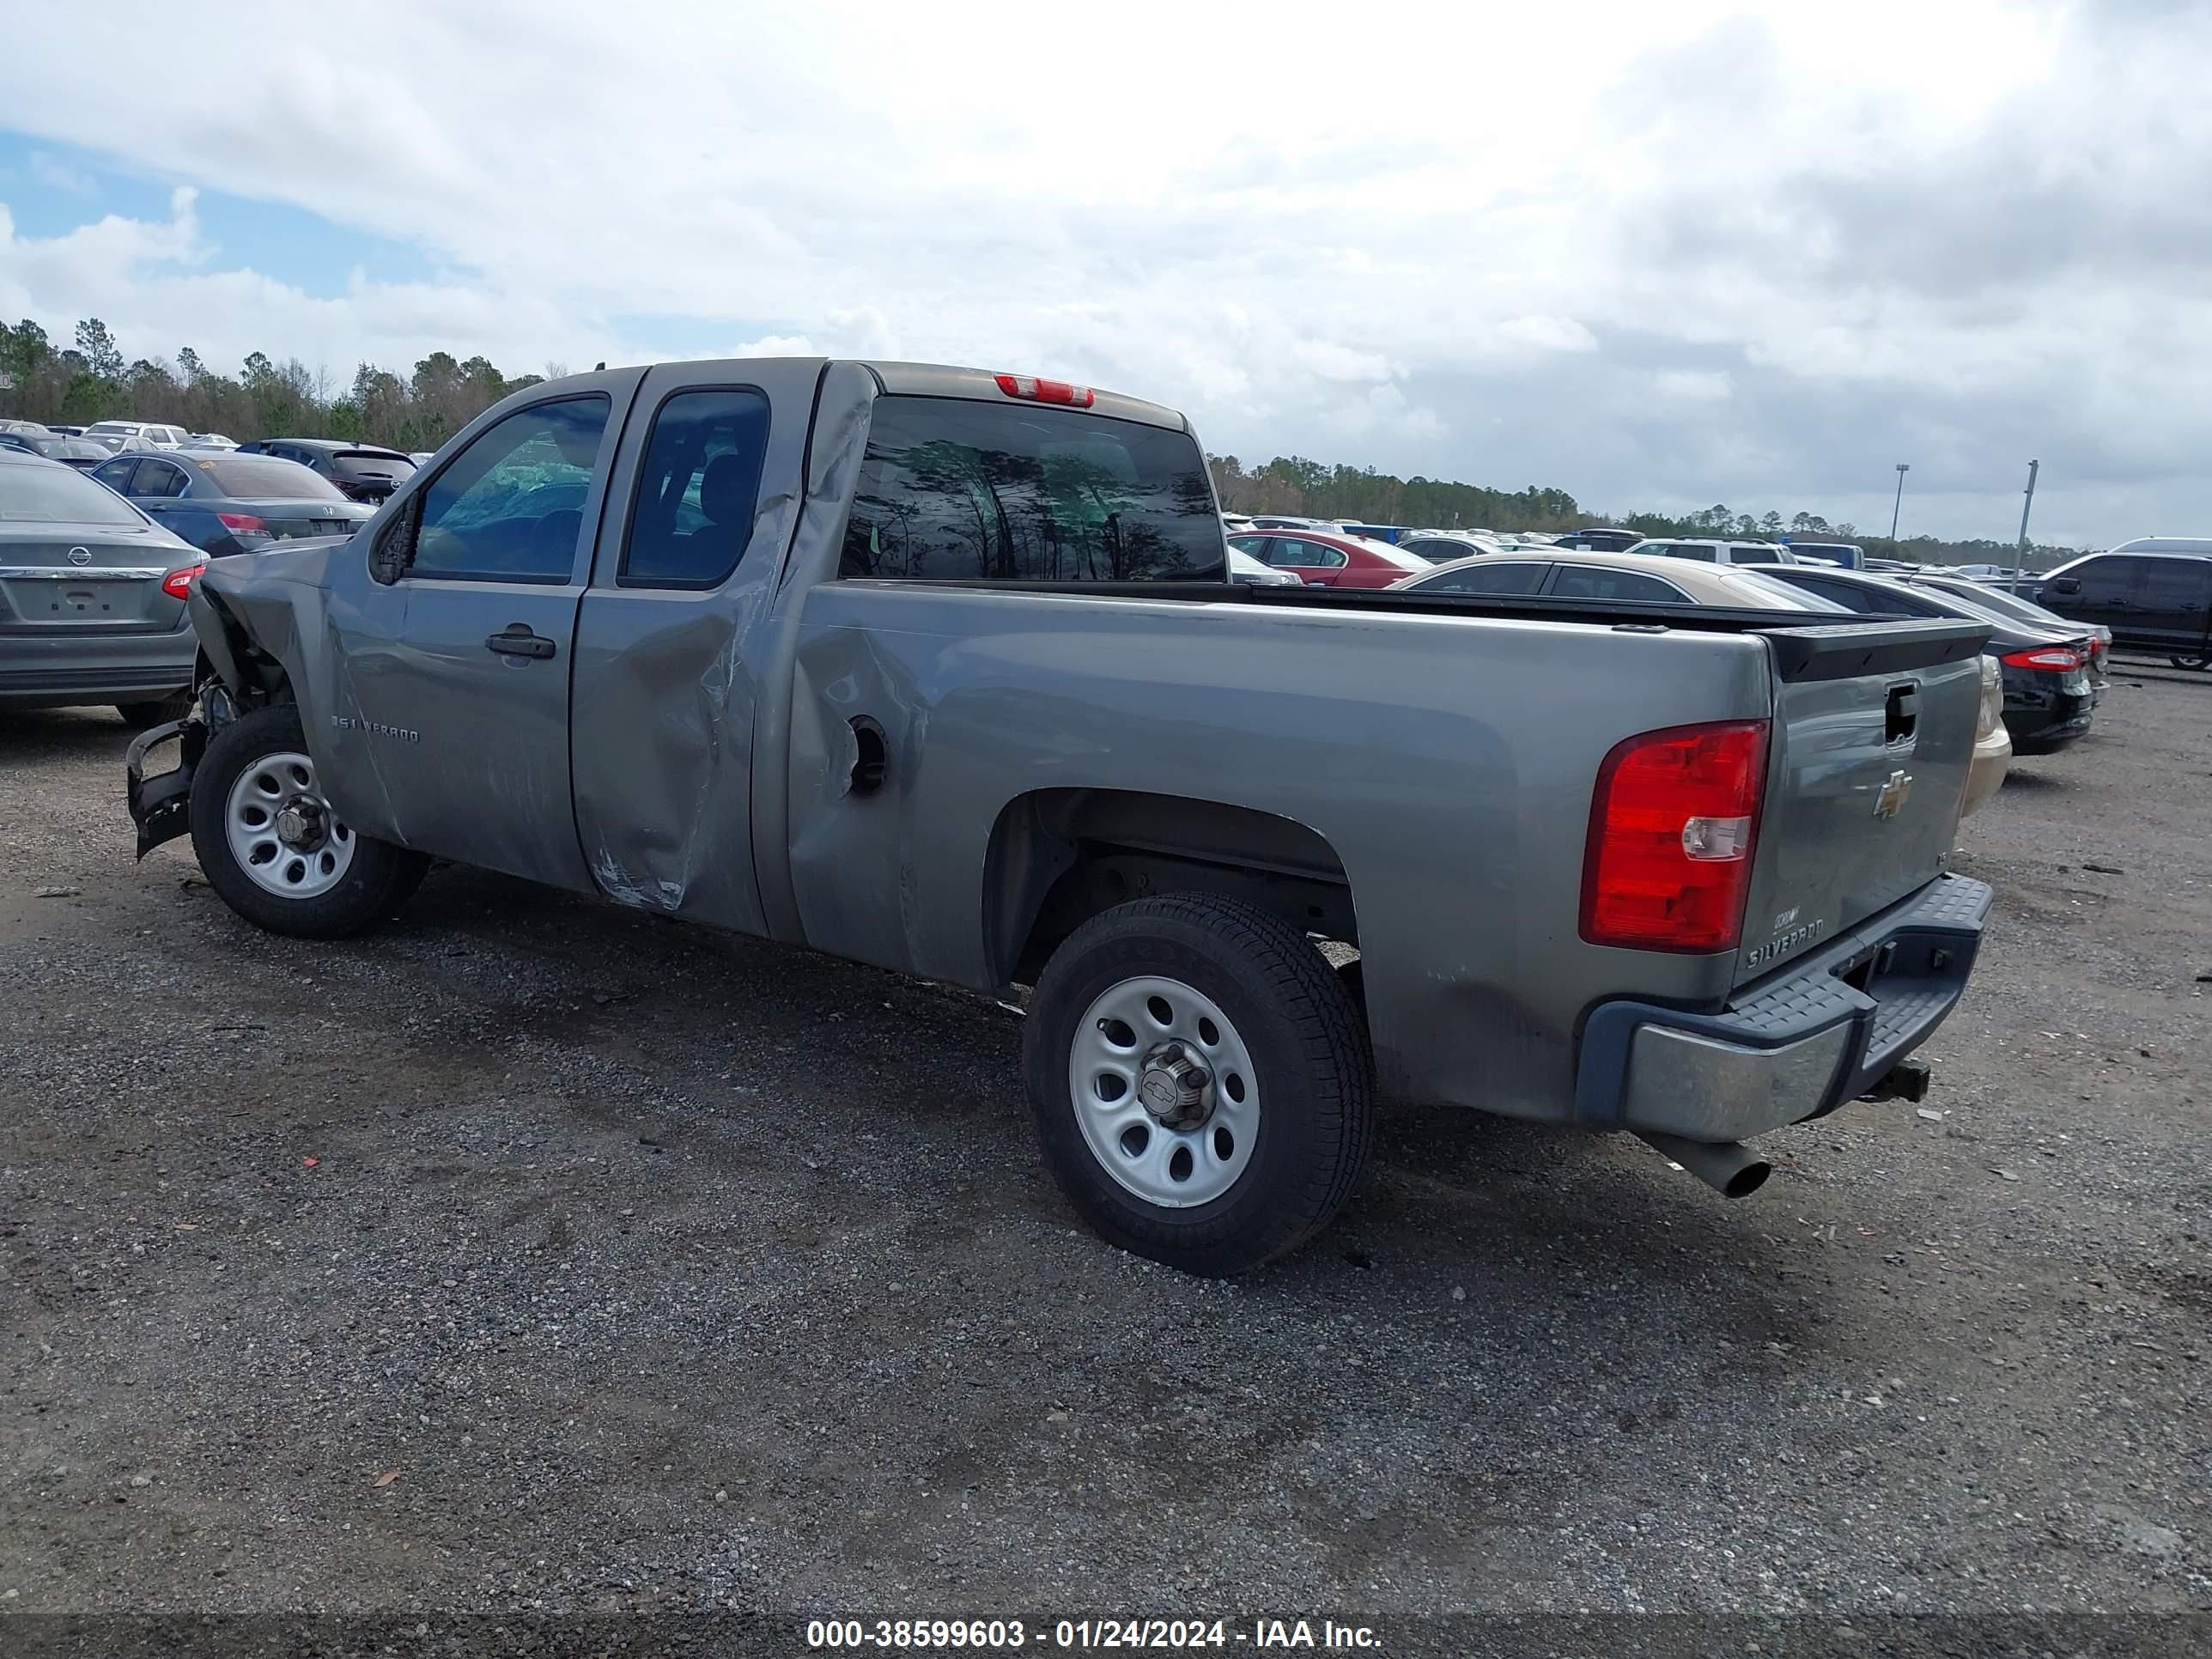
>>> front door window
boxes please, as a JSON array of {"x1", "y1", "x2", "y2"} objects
[{"x1": 409, "y1": 397, "x2": 612, "y2": 583}]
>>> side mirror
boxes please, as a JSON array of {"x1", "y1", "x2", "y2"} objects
[
  {"x1": 2047, "y1": 577, "x2": 2080, "y2": 595},
  {"x1": 368, "y1": 503, "x2": 418, "y2": 586}
]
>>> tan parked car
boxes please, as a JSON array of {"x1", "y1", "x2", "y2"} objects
[
  {"x1": 1390, "y1": 546, "x2": 1832, "y2": 609},
  {"x1": 1395, "y1": 550, "x2": 2012, "y2": 817},
  {"x1": 1961, "y1": 655, "x2": 2012, "y2": 818}
]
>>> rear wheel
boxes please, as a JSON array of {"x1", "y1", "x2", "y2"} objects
[
  {"x1": 1023, "y1": 894, "x2": 1372, "y2": 1276},
  {"x1": 188, "y1": 703, "x2": 428, "y2": 939},
  {"x1": 117, "y1": 691, "x2": 195, "y2": 727},
  {"x1": 2169, "y1": 653, "x2": 2209, "y2": 672}
]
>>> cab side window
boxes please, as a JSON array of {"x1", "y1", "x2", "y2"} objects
[
  {"x1": 2074, "y1": 557, "x2": 2142, "y2": 601},
  {"x1": 1272, "y1": 538, "x2": 1347, "y2": 568},
  {"x1": 1415, "y1": 561, "x2": 1545, "y2": 595},
  {"x1": 132, "y1": 459, "x2": 188, "y2": 498},
  {"x1": 2142, "y1": 559, "x2": 2212, "y2": 609},
  {"x1": 619, "y1": 389, "x2": 771, "y2": 588},
  {"x1": 1548, "y1": 566, "x2": 1688, "y2": 603},
  {"x1": 410, "y1": 396, "x2": 612, "y2": 583}
]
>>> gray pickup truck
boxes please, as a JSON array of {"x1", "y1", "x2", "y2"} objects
[{"x1": 126, "y1": 359, "x2": 1994, "y2": 1274}]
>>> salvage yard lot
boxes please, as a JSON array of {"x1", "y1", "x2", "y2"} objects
[{"x1": 3, "y1": 673, "x2": 2208, "y2": 1618}]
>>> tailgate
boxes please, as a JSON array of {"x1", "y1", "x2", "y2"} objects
[{"x1": 1735, "y1": 621, "x2": 1989, "y2": 987}]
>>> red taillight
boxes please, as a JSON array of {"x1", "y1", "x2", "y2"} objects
[
  {"x1": 1581, "y1": 720, "x2": 1769, "y2": 952},
  {"x1": 216, "y1": 512, "x2": 267, "y2": 535},
  {"x1": 161, "y1": 562, "x2": 206, "y2": 600},
  {"x1": 2001, "y1": 646, "x2": 2081, "y2": 672},
  {"x1": 994, "y1": 373, "x2": 1096, "y2": 408}
]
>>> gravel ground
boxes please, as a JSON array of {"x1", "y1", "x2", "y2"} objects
[{"x1": 2, "y1": 669, "x2": 2208, "y2": 1638}]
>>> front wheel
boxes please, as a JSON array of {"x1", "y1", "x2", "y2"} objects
[
  {"x1": 187, "y1": 703, "x2": 429, "y2": 939},
  {"x1": 1023, "y1": 894, "x2": 1373, "y2": 1276},
  {"x1": 2169, "y1": 653, "x2": 2209, "y2": 672}
]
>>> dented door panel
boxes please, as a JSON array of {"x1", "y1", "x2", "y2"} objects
[{"x1": 568, "y1": 359, "x2": 830, "y2": 929}]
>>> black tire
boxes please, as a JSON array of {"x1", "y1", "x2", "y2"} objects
[
  {"x1": 1023, "y1": 894, "x2": 1373, "y2": 1276},
  {"x1": 2169, "y1": 653, "x2": 2209, "y2": 672},
  {"x1": 188, "y1": 702, "x2": 429, "y2": 939},
  {"x1": 117, "y1": 691, "x2": 195, "y2": 727}
]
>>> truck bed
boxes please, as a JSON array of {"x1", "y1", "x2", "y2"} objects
[{"x1": 919, "y1": 578, "x2": 1991, "y2": 678}]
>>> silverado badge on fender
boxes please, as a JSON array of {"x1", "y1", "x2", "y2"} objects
[{"x1": 1874, "y1": 769, "x2": 1914, "y2": 819}]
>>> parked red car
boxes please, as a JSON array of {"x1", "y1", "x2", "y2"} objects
[{"x1": 1227, "y1": 530, "x2": 1432, "y2": 588}]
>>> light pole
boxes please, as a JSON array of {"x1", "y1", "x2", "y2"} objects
[
  {"x1": 2017, "y1": 459, "x2": 2039, "y2": 556},
  {"x1": 1889, "y1": 463, "x2": 1911, "y2": 546}
]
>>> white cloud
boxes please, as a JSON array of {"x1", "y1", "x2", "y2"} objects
[
  {"x1": 1656, "y1": 370, "x2": 1732, "y2": 403},
  {"x1": 0, "y1": 0, "x2": 2203, "y2": 544},
  {"x1": 1498, "y1": 315, "x2": 1598, "y2": 354}
]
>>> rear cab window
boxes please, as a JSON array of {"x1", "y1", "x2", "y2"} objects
[{"x1": 841, "y1": 396, "x2": 1222, "y2": 581}]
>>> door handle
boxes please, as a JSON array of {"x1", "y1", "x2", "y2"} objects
[
  {"x1": 485, "y1": 623, "x2": 556, "y2": 659},
  {"x1": 1884, "y1": 683, "x2": 1918, "y2": 744}
]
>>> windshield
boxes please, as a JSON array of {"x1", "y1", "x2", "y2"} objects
[
  {"x1": 1918, "y1": 580, "x2": 2058, "y2": 627},
  {"x1": 200, "y1": 456, "x2": 345, "y2": 500},
  {"x1": 1722, "y1": 569, "x2": 1830, "y2": 610},
  {"x1": 842, "y1": 395, "x2": 1223, "y2": 581},
  {"x1": 0, "y1": 459, "x2": 149, "y2": 525},
  {"x1": 331, "y1": 450, "x2": 416, "y2": 479},
  {"x1": 1367, "y1": 541, "x2": 1433, "y2": 570}
]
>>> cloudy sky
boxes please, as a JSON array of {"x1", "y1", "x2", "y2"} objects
[{"x1": 1, "y1": 0, "x2": 2203, "y2": 545}]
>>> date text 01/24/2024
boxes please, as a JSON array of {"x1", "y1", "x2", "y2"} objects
[{"x1": 805, "y1": 1619, "x2": 1382, "y2": 1650}]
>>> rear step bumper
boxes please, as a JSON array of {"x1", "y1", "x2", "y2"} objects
[{"x1": 1575, "y1": 873, "x2": 1992, "y2": 1143}]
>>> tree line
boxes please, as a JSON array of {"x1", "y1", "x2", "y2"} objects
[
  {"x1": 1, "y1": 316, "x2": 2083, "y2": 567},
  {"x1": 0, "y1": 317, "x2": 559, "y2": 454}
]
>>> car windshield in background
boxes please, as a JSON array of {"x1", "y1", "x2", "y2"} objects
[
  {"x1": 0, "y1": 459, "x2": 148, "y2": 525},
  {"x1": 1920, "y1": 580, "x2": 2062, "y2": 628},
  {"x1": 202, "y1": 457, "x2": 346, "y2": 500},
  {"x1": 1723, "y1": 570, "x2": 1830, "y2": 609},
  {"x1": 332, "y1": 451, "x2": 415, "y2": 480},
  {"x1": 842, "y1": 396, "x2": 1224, "y2": 582},
  {"x1": 1370, "y1": 542, "x2": 1432, "y2": 571}
]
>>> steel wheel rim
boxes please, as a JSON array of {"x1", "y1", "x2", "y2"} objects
[
  {"x1": 223, "y1": 750, "x2": 356, "y2": 899},
  {"x1": 1069, "y1": 975, "x2": 1259, "y2": 1209}
]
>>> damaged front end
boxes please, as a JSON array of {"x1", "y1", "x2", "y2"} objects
[
  {"x1": 125, "y1": 679, "x2": 246, "y2": 859},
  {"x1": 125, "y1": 580, "x2": 276, "y2": 859}
]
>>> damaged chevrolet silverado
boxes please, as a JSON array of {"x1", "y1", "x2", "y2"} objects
[{"x1": 127, "y1": 360, "x2": 1994, "y2": 1274}]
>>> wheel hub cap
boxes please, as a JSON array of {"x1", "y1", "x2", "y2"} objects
[
  {"x1": 274, "y1": 798, "x2": 325, "y2": 850},
  {"x1": 1138, "y1": 1042, "x2": 1212, "y2": 1127},
  {"x1": 223, "y1": 750, "x2": 357, "y2": 900},
  {"x1": 1068, "y1": 975, "x2": 1260, "y2": 1209}
]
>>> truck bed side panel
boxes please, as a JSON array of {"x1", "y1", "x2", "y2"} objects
[{"x1": 782, "y1": 584, "x2": 1775, "y2": 1119}]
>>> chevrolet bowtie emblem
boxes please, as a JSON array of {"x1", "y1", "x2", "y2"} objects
[{"x1": 1874, "y1": 769, "x2": 1913, "y2": 819}]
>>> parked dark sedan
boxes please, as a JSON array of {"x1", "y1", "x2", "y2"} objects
[
  {"x1": 89, "y1": 451, "x2": 374, "y2": 558},
  {"x1": 235, "y1": 438, "x2": 416, "y2": 504},
  {"x1": 0, "y1": 430, "x2": 114, "y2": 470},
  {"x1": 1749, "y1": 564, "x2": 2098, "y2": 755}
]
